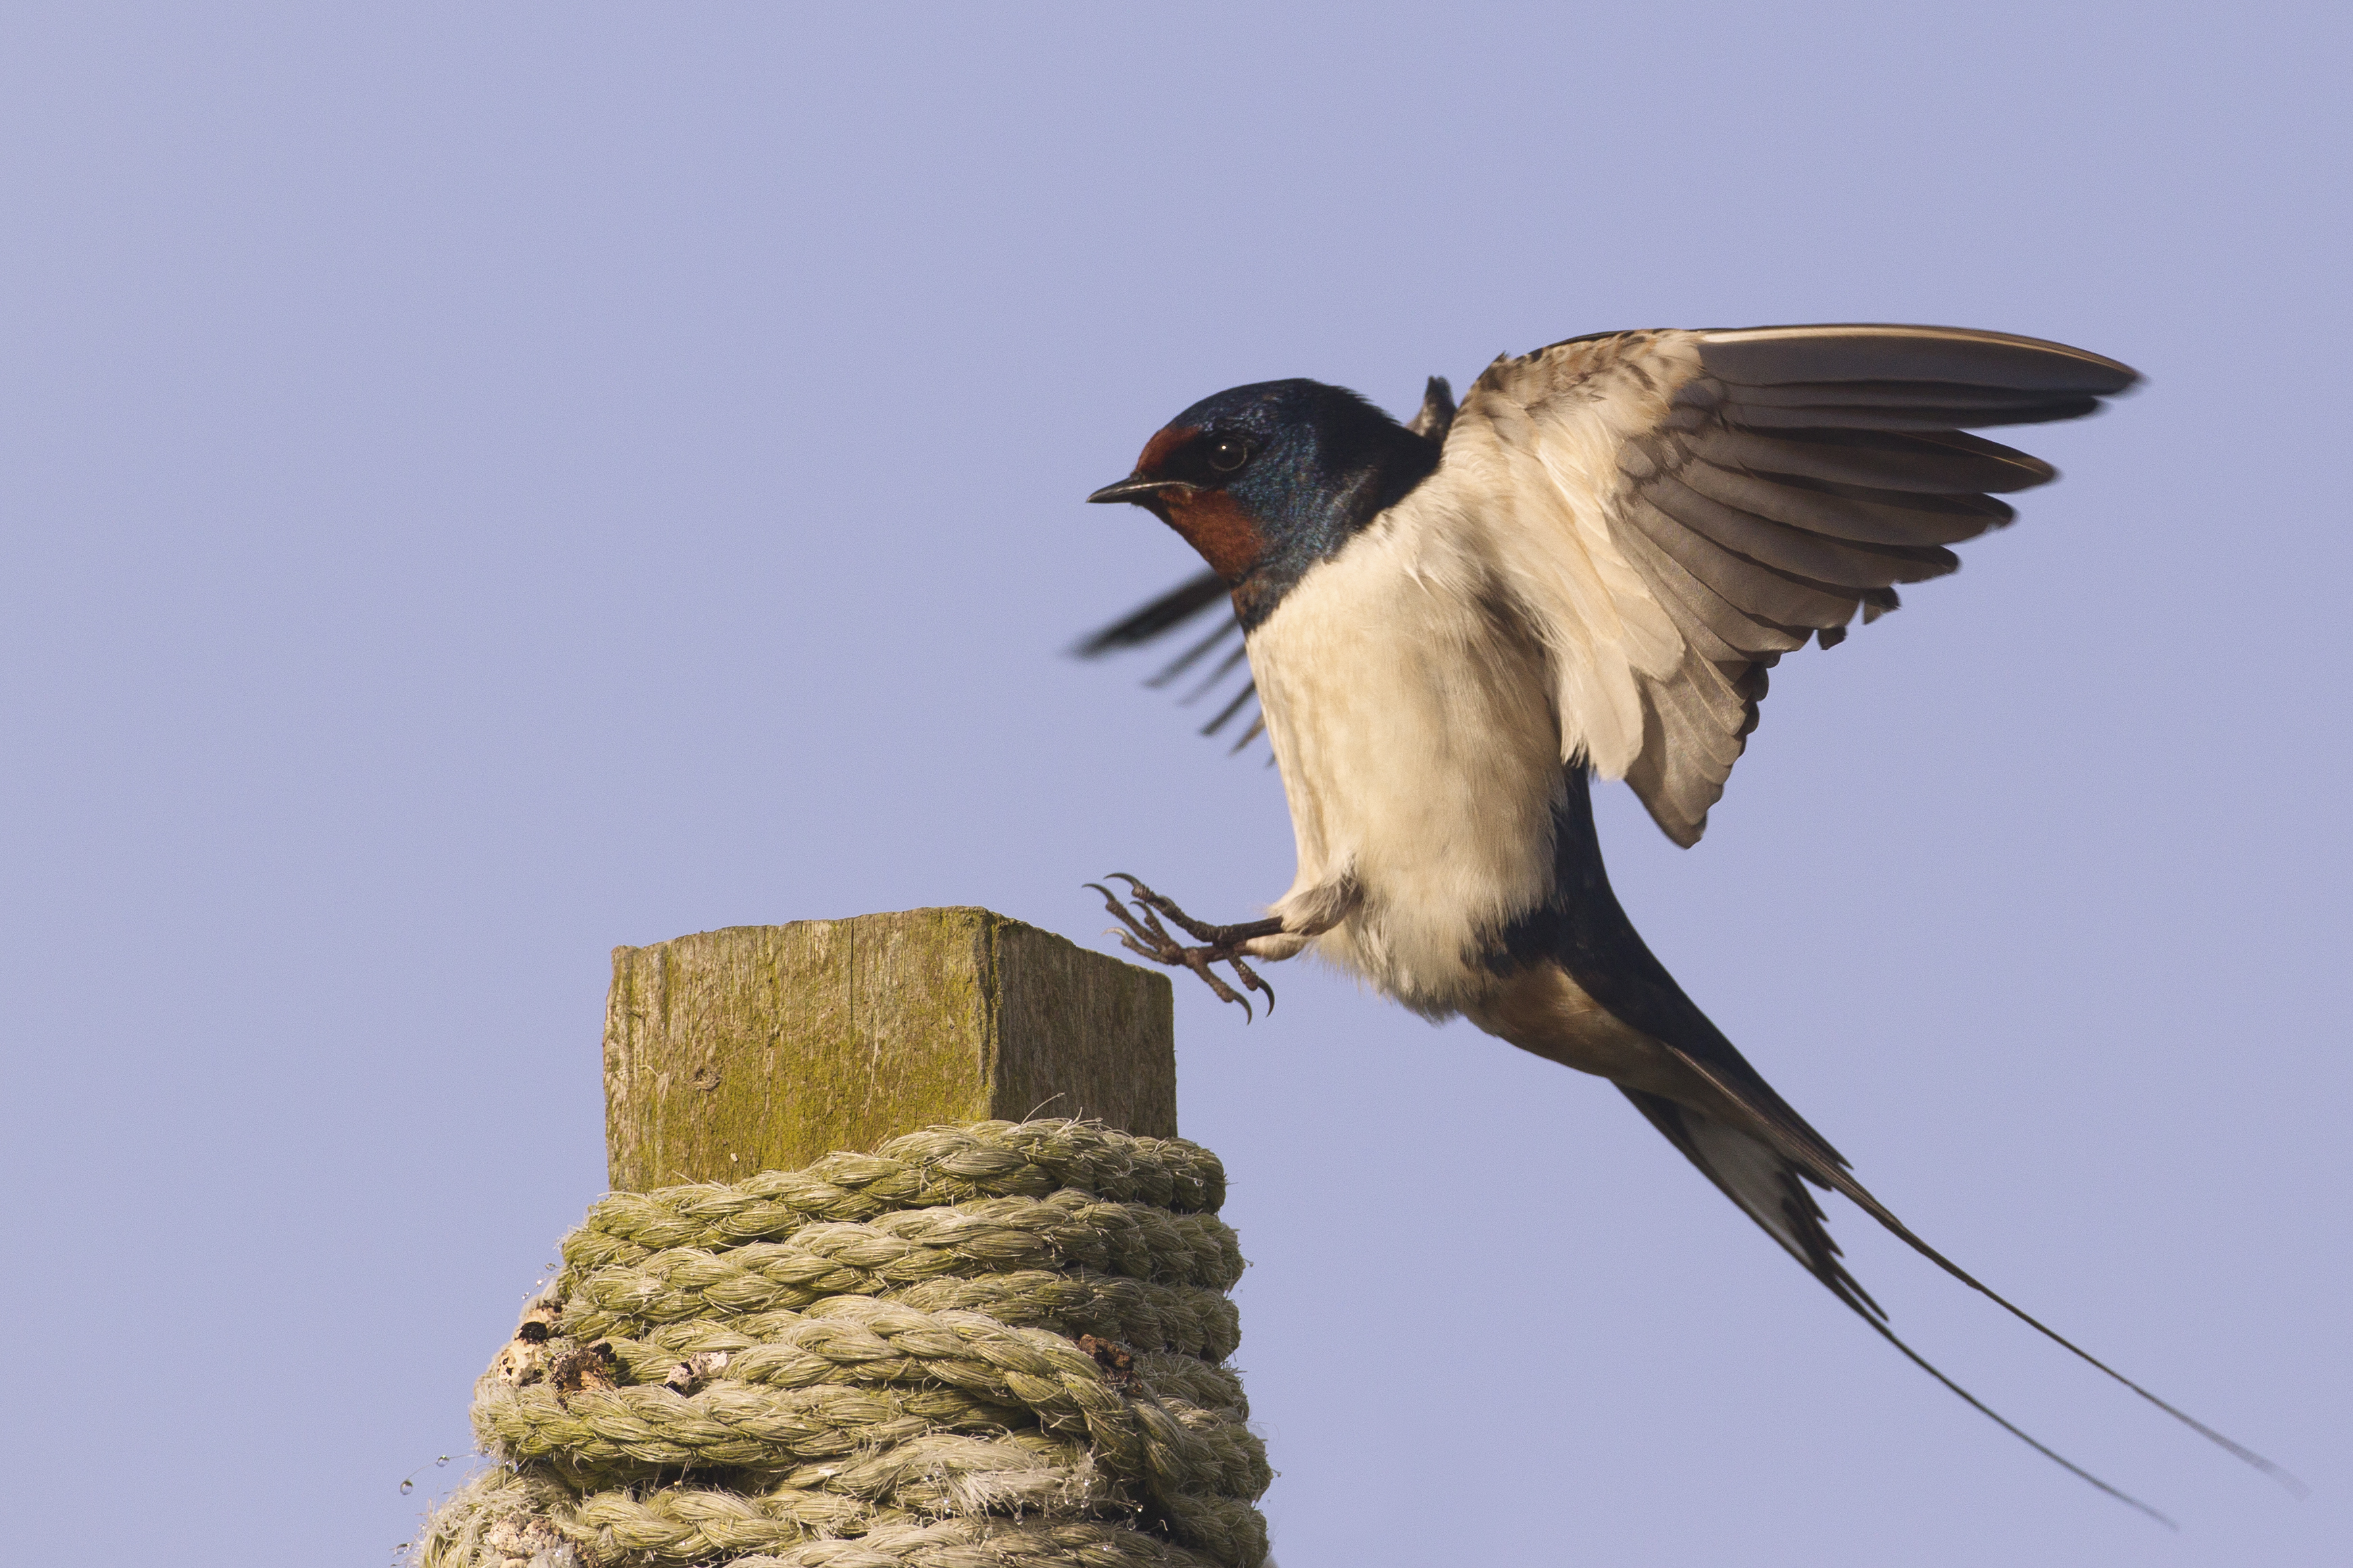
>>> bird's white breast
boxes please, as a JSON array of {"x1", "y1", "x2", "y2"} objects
[{"x1": 1245, "y1": 507, "x2": 1565, "y2": 1013}]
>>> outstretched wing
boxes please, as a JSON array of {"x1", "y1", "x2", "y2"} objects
[
  {"x1": 1433, "y1": 324, "x2": 2137, "y2": 845},
  {"x1": 1072, "y1": 567, "x2": 1264, "y2": 750},
  {"x1": 1076, "y1": 376, "x2": 1461, "y2": 753}
]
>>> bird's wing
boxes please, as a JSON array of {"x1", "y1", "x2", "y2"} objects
[
  {"x1": 1072, "y1": 567, "x2": 1266, "y2": 751},
  {"x1": 1435, "y1": 324, "x2": 2137, "y2": 845}
]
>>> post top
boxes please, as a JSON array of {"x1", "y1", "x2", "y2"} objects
[{"x1": 603, "y1": 906, "x2": 1176, "y2": 1188}]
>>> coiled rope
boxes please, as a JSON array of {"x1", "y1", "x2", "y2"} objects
[{"x1": 417, "y1": 1120, "x2": 1270, "y2": 1568}]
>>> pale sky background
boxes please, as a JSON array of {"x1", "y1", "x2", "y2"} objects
[{"x1": 2, "y1": 5, "x2": 2347, "y2": 1565}]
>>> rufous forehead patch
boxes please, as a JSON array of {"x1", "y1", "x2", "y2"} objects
[{"x1": 1135, "y1": 424, "x2": 1198, "y2": 478}]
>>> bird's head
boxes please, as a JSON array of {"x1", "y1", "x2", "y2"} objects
[{"x1": 1088, "y1": 378, "x2": 1441, "y2": 626}]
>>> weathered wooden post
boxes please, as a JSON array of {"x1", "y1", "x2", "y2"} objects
[
  {"x1": 601, "y1": 905, "x2": 1179, "y2": 1186},
  {"x1": 420, "y1": 907, "x2": 1268, "y2": 1568}
]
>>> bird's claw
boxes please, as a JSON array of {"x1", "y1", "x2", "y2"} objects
[{"x1": 1086, "y1": 874, "x2": 1284, "y2": 1021}]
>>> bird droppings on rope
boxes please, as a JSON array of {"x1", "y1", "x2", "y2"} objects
[{"x1": 416, "y1": 1119, "x2": 1270, "y2": 1568}]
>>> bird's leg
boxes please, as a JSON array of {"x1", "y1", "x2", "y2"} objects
[{"x1": 1086, "y1": 874, "x2": 1286, "y2": 1019}]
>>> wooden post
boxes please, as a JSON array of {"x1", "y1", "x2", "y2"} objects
[{"x1": 601, "y1": 906, "x2": 1177, "y2": 1190}]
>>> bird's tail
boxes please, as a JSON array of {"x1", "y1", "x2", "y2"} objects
[
  {"x1": 1527, "y1": 763, "x2": 2298, "y2": 1505},
  {"x1": 1623, "y1": 1084, "x2": 2304, "y2": 1511}
]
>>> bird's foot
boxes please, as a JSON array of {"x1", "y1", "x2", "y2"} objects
[{"x1": 1086, "y1": 874, "x2": 1284, "y2": 1019}]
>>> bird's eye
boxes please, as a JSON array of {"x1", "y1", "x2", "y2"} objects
[{"x1": 1208, "y1": 438, "x2": 1249, "y2": 474}]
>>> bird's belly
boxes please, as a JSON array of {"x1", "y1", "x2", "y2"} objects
[{"x1": 1247, "y1": 529, "x2": 1562, "y2": 1013}]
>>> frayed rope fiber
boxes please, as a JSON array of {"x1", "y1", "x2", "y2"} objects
[{"x1": 417, "y1": 1120, "x2": 1272, "y2": 1568}]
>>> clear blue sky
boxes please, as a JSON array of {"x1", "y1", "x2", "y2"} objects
[{"x1": 2, "y1": 5, "x2": 2346, "y2": 1565}]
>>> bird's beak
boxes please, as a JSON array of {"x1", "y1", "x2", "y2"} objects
[{"x1": 1087, "y1": 476, "x2": 1188, "y2": 505}]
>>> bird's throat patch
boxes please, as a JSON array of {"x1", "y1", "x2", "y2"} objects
[{"x1": 1158, "y1": 489, "x2": 1265, "y2": 583}]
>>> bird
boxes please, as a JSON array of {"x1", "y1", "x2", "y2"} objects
[{"x1": 1076, "y1": 322, "x2": 2296, "y2": 1519}]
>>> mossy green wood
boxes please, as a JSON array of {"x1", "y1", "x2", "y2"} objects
[{"x1": 603, "y1": 907, "x2": 1177, "y2": 1190}]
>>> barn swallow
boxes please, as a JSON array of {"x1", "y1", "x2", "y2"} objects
[{"x1": 1080, "y1": 324, "x2": 2294, "y2": 1517}]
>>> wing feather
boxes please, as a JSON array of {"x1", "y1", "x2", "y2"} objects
[
  {"x1": 1686, "y1": 424, "x2": 2056, "y2": 495},
  {"x1": 1608, "y1": 517, "x2": 1807, "y2": 659},
  {"x1": 1676, "y1": 457, "x2": 2012, "y2": 546},
  {"x1": 1644, "y1": 470, "x2": 1962, "y2": 588},
  {"x1": 1695, "y1": 322, "x2": 2137, "y2": 390},
  {"x1": 1709, "y1": 378, "x2": 2102, "y2": 412},
  {"x1": 1620, "y1": 495, "x2": 1865, "y2": 628},
  {"x1": 1440, "y1": 323, "x2": 2136, "y2": 844},
  {"x1": 1714, "y1": 396, "x2": 2104, "y2": 432},
  {"x1": 1072, "y1": 569, "x2": 1231, "y2": 656}
]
